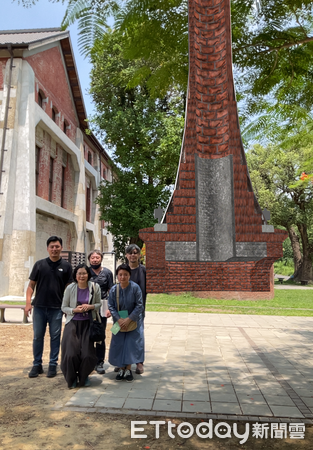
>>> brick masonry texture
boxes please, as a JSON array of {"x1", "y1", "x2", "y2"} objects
[
  {"x1": 27, "y1": 47, "x2": 78, "y2": 143},
  {"x1": 139, "y1": 0, "x2": 287, "y2": 298}
]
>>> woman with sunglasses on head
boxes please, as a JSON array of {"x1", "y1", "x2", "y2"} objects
[
  {"x1": 61, "y1": 263, "x2": 101, "y2": 388},
  {"x1": 88, "y1": 249, "x2": 113, "y2": 375},
  {"x1": 108, "y1": 263, "x2": 144, "y2": 382},
  {"x1": 125, "y1": 244, "x2": 146, "y2": 375}
]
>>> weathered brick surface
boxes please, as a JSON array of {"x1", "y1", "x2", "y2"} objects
[
  {"x1": 27, "y1": 47, "x2": 78, "y2": 143},
  {"x1": 0, "y1": 58, "x2": 9, "y2": 90},
  {"x1": 139, "y1": 0, "x2": 287, "y2": 298}
]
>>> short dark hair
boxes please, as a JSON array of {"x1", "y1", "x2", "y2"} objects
[
  {"x1": 73, "y1": 263, "x2": 92, "y2": 282},
  {"x1": 125, "y1": 244, "x2": 141, "y2": 255},
  {"x1": 46, "y1": 236, "x2": 63, "y2": 247},
  {"x1": 87, "y1": 249, "x2": 103, "y2": 261},
  {"x1": 116, "y1": 263, "x2": 131, "y2": 276}
]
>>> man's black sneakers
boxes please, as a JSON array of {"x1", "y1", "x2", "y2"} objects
[
  {"x1": 47, "y1": 365, "x2": 57, "y2": 378},
  {"x1": 28, "y1": 365, "x2": 44, "y2": 378}
]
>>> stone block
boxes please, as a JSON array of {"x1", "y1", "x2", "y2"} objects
[
  {"x1": 195, "y1": 154, "x2": 235, "y2": 261},
  {"x1": 154, "y1": 223, "x2": 167, "y2": 232},
  {"x1": 165, "y1": 242, "x2": 197, "y2": 261}
]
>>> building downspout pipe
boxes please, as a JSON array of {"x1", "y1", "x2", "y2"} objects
[{"x1": 0, "y1": 44, "x2": 14, "y2": 194}]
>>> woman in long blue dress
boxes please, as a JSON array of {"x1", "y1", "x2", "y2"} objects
[{"x1": 108, "y1": 263, "x2": 144, "y2": 382}]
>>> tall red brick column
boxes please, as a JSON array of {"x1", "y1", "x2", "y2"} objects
[{"x1": 139, "y1": 0, "x2": 287, "y2": 299}]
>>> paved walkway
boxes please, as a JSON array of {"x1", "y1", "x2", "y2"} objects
[{"x1": 52, "y1": 312, "x2": 313, "y2": 423}]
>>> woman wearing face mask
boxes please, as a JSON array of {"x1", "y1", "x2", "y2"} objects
[{"x1": 88, "y1": 250, "x2": 113, "y2": 375}]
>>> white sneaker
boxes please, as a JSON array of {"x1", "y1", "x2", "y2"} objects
[
  {"x1": 124, "y1": 369, "x2": 134, "y2": 383},
  {"x1": 115, "y1": 369, "x2": 124, "y2": 381}
]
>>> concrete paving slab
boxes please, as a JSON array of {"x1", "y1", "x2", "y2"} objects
[
  {"x1": 65, "y1": 390, "x2": 101, "y2": 407},
  {"x1": 211, "y1": 402, "x2": 241, "y2": 414},
  {"x1": 237, "y1": 394, "x2": 266, "y2": 404},
  {"x1": 155, "y1": 389, "x2": 183, "y2": 400},
  {"x1": 182, "y1": 401, "x2": 211, "y2": 413},
  {"x1": 210, "y1": 392, "x2": 238, "y2": 403},
  {"x1": 128, "y1": 389, "x2": 156, "y2": 399},
  {"x1": 124, "y1": 398, "x2": 154, "y2": 410},
  {"x1": 152, "y1": 399, "x2": 182, "y2": 412},
  {"x1": 240, "y1": 404, "x2": 273, "y2": 416},
  {"x1": 94, "y1": 395, "x2": 126, "y2": 408},
  {"x1": 270, "y1": 406, "x2": 304, "y2": 418},
  {"x1": 264, "y1": 396, "x2": 296, "y2": 407},
  {"x1": 183, "y1": 390, "x2": 210, "y2": 402}
]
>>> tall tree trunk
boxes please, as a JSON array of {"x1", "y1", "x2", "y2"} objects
[
  {"x1": 130, "y1": 236, "x2": 141, "y2": 246},
  {"x1": 295, "y1": 223, "x2": 313, "y2": 282},
  {"x1": 287, "y1": 225, "x2": 302, "y2": 278}
]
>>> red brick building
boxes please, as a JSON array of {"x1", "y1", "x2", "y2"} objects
[{"x1": 0, "y1": 28, "x2": 113, "y2": 296}]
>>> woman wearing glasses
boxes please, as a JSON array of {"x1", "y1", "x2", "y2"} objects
[
  {"x1": 125, "y1": 244, "x2": 146, "y2": 374},
  {"x1": 61, "y1": 263, "x2": 101, "y2": 388}
]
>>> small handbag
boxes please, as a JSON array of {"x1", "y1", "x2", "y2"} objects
[
  {"x1": 116, "y1": 283, "x2": 137, "y2": 332},
  {"x1": 88, "y1": 284, "x2": 105, "y2": 342}
]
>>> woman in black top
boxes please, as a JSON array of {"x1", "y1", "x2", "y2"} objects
[{"x1": 88, "y1": 250, "x2": 113, "y2": 374}]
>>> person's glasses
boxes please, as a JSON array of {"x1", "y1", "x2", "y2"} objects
[{"x1": 129, "y1": 252, "x2": 138, "y2": 255}]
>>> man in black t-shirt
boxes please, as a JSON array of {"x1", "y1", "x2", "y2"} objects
[
  {"x1": 126, "y1": 244, "x2": 146, "y2": 374},
  {"x1": 26, "y1": 236, "x2": 73, "y2": 379}
]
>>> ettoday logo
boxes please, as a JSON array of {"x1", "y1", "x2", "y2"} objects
[{"x1": 131, "y1": 420, "x2": 305, "y2": 443}]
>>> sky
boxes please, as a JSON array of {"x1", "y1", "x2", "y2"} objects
[{"x1": 0, "y1": 0, "x2": 95, "y2": 116}]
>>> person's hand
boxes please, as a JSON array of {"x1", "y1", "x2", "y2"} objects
[
  {"x1": 25, "y1": 304, "x2": 32, "y2": 317},
  {"x1": 105, "y1": 310, "x2": 111, "y2": 318},
  {"x1": 74, "y1": 305, "x2": 84, "y2": 313},
  {"x1": 119, "y1": 317, "x2": 131, "y2": 331}
]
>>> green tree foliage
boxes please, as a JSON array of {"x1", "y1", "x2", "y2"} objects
[
  {"x1": 247, "y1": 143, "x2": 313, "y2": 281},
  {"x1": 90, "y1": 30, "x2": 184, "y2": 258},
  {"x1": 237, "y1": 1, "x2": 313, "y2": 140},
  {"x1": 115, "y1": 0, "x2": 189, "y2": 97},
  {"x1": 61, "y1": 0, "x2": 120, "y2": 55},
  {"x1": 57, "y1": 0, "x2": 313, "y2": 106}
]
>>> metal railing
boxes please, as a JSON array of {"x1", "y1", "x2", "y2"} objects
[{"x1": 61, "y1": 251, "x2": 87, "y2": 269}]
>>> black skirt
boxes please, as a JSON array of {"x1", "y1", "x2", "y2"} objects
[{"x1": 61, "y1": 320, "x2": 97, "y2": 387}]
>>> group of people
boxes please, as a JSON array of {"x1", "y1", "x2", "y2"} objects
[{"x1": 25, "y1": 236, "x2": 146, "y2": 388}]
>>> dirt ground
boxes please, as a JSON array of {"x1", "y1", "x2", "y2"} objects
[{"x1": 1, "y1": 324, "x2": 313, "y2": 450}]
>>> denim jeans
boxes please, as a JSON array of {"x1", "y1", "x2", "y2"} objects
[{"x1": 32, "y1": 307, "x2": 63, "y2": 366}]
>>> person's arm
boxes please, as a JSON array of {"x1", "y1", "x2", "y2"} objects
[
  {"x1": 118, "y1": 286, "x2": 143, "y2": 330},
  {"x1": 65, "y1": 265, "x2": 74, "y2": 287},
  {"x1": 105, "y1": 270, "x2": 114, "y2": 317},
  {"x1": 61, "y1": 284, "x2": 75, "y2": 315},
  {"x1": 25, "y1": 280, "x2": 36, "y2": 316},
  {"x1": 128, "y1": 285, "x2": 143, "y2": 322},
  {"x1": 87, "y1": 283, "x2": 101, "y2": 312},
  {"x1": 108, "y1": 287, "x2": 120, "y2": 323}
]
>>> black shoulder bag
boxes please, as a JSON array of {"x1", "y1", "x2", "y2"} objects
[{"x1": 88, "y1": 284, "x2": 105, "y2": 342}]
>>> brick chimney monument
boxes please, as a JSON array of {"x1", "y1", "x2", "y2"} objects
[{"x1": 139, "y1": 0, "x2": 287, "y2": 299}]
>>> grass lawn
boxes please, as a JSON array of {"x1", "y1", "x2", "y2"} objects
[
  {"x1": 2, "y1": 289, "x2": 313, "y2": 316},
  {"x1": 146, "y1": 289, "x2": 313, "y2": 316}
]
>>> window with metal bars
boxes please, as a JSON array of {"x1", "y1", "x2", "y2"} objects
[
  {"x1": 49, "y1": 157, "x2": 54, "y2": 202},
  {"x1": 35, "y1": 146, "x2": 40, "y2": 195}
]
